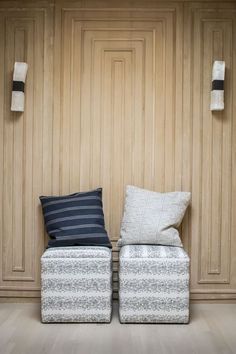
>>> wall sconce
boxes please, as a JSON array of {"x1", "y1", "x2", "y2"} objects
[
  {"x1": 11, "y1": 62, "x2": 28, "y2": 112},
  {"x1": 210, "y1": 60, "x2": 225, "y2": 111}
]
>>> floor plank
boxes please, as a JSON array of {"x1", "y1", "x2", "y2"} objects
[{"x1": 0, "y1": 303, "x2": 235, "y2": 354}]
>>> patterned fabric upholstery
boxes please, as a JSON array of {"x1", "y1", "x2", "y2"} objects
[
  {"x1": 119, "y1": 245, "x2": 190, "y2": 323},
  {"x1": 41, "y1": 246, "x2": 112, "y2": 323}
]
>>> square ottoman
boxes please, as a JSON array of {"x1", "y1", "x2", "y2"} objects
[
  {"x1": 41, "y1": 246, "x2": 112, "y2": 323},
  {"x1": 119, "y1": 245, "x2": 190, "y2": 323}
]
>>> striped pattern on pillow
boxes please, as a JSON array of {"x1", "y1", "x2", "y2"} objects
[{"x1": 39, "y1": 188, "x2": 111, "y2": 248}]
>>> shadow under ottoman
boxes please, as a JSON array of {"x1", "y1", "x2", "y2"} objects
[
  {"x1": 41, "y1": 246, "x2": 112, "y2": 323},
  {"x1": 119, "y1": 245, "x2": 190, "y2": 323}
]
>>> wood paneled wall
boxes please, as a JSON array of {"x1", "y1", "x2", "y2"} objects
[
  {"x1": 0, "y1": 1, "x2": 54, "y2": 298},
  {"x1": 0, "y1": 0, "x2": 235, "y2": 301}
]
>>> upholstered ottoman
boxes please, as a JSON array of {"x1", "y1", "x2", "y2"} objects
[
  {"x1": 41, "y1": 246, "x2": 112, "y2": 323},
  {"x1": 119, "y1": 245, "x2": 190, "y2": 323}
]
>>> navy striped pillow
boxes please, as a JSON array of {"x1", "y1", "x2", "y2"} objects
[{"x1": 39, "y1": 188, "x2": 111, "y2": 248}]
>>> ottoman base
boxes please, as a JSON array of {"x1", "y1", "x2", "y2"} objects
[
  {"x1": 41, "y1": 246, "x2": 112, "y2": 323},
  {"x1": 119, "y1": 245, "x2": 190, "y2": 324}
]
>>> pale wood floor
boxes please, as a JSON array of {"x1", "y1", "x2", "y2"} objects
[{"x1": 0, "y1": 303, "x2": 236, "y2": 354}]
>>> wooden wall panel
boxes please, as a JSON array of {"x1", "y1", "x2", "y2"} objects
[
  {"x1": 0, "y1": 0, "x2": 235, "y2": 301},
  {"x1": 3, "y1": 17, "x2": 35, "y2": 281},
  {"x1": 184, "y1": 2, "x2": 236, "y2": 300},
  {"x1": 56, "y1": 5, "x2": 181, "y2": 298},
  {"x1": 0, "y1": 2, "x2": 53, "y2": 297}
]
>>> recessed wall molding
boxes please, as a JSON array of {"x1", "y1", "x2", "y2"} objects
[
  {"x1": 0, "y1": 3, "x2": 53, "y2": 293},
  {"x1": 183, "y1": 2, "x2": 236, "y2": 296}
]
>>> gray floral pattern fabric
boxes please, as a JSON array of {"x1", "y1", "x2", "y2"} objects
[
  {"x1": 117, "y1": 185, "x2": 191, "y2": 247},
  {"x1": 41, "y1": 246, "x2": 112, "y2": 323},
  {"x1": 119, "y1": 245, "x2": 190, "y2": 323}
]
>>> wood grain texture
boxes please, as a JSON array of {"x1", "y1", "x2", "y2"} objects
[
  {"x1": 0, "y1": 303, "x2": 236, "y2": 354},
  {"x1": 56, "y1": 3, "x2": 182, "y2": 299},
  {"x1": 0, "y1": 0, "x2": 236, "y2": 301},
  {"x1": 0, "y1": 2, "x2": 54, "y2": 296},
  {"x1": 183, "y1": 1, "x2": 236, "y2": 300}
]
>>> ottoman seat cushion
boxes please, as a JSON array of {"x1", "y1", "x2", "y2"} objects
[
  {"x1": 119, "y1": 245, "x2": 190, "y2": 323},
  {"x1": 41, "y1": 246, "x2": 111, "y2": 259},
  {"x1": 41, "y1": 246, "x2": 112, "y2": 323}
]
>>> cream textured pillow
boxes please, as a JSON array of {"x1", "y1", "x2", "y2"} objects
[{"x1": 117, "y1": 185, "x2": 191, "y2": 247}]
